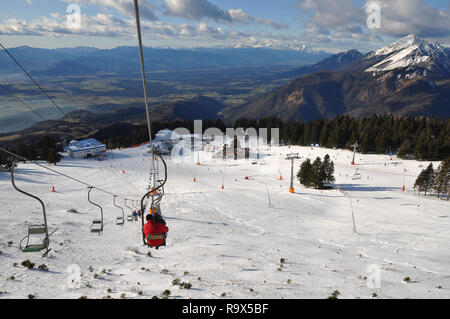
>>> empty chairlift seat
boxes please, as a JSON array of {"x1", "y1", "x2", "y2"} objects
[
  {"x1": 116, "y1": 216, "x2": 124, "y2": 225},
  {"x1": 20, "y1": 225, "x2": 49, "y2": 253},
  {"x1": 90, "y1": 220, "x2": 103, "y2": 233}
]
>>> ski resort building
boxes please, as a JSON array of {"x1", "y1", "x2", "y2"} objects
[{"x1": 65, "y1": 138, "x2": 106, "y2": 159}]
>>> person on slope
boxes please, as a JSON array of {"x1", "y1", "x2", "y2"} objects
[{"x1": 143, "y1": 214, "x2": 169, "y2": 249}]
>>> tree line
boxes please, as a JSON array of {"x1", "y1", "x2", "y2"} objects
[
  {"x1": 235, "y1": 115, "x2": 450, "y2": 162},
  {"x1": 414, "y1": 158, "x2": 450, "y2": 200},
  {"x1": 1, "y1": 115, "x2": 449, "y2": 167},
  {"x1": 0, "y1": 135, "x2": 62, "y2": 168}
]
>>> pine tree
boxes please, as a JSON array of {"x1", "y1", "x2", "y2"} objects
[
  {"x1": 46, "y1": 148, "x2": 61, "y2": 165},
  {"x1": 312, "y1": 157, "x2": 326, "y2": 189},
  {"x1": 435, "y1": 157, "x2": 450, "y2": 200},
  {"x1": 414, "y1": 163, "x2": 434, "y2": 195},
  {"x1": 323, "y1": 154, "x2": 335, "y2": 185},
  {"x1": 297, "y1": 159, "x2": 313, "y2": 188}
]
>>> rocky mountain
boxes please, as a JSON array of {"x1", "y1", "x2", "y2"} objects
[
  {"x1": 228, "y1": 35, "x2": 450, "y2": 122},
  {"x1": 365, "y1": 34, "x2": 450, "y2": 76}
]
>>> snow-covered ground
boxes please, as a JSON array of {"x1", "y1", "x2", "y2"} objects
[{"x1": 0, "y1": 145, "x2": 449, "y2": 299}]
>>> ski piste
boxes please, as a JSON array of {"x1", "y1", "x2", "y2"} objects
[{"x1": 0, "y1": 144, "x2": 449, "y2": 299}]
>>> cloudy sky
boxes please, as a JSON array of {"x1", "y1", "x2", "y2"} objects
[{"x1": 0, "y1": 0, "x2": 449, "y2": 52}]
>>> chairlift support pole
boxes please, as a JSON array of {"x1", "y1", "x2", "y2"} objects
[
  {"x1": 286, "y1": 153, "x2": 300, "y2": 193},
  {"x1": 351, "y1": 141, "x2": 359, "y2": 165}
]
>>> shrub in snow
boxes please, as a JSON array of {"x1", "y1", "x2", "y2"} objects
[
  {"x1": 21, "y1": 259, "x2": 35, "y2": 269},
  {"x1": 172, "y1": 278, "x2": 181, "y2": 286},
  {"x1": 38, "y1": 264, "x2": 48, "y2": 271},
  {"x1": 328, "y1": 290, "x2": 341, "y2": 299},
  {"x1": 180, "y1": 282, "x2": 192, "y2": 289}
]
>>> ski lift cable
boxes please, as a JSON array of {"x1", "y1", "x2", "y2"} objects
[
  {"x1": 0, "y1": 147, "x2": 139, "y2": 201},
  {"x1": 0, "y1": 42, "x2": 67, "y2": 117},
  {"x1": 133, "y1": 0, "x2": 156, "y2": 189},
  {"x1": 97, "y1": 156, "x2": 142, "y2": 194},
  {"x1": 0, "y1": 82, "x2": 46, "y2": 121}
]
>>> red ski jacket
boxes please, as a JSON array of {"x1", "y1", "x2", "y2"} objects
[{"x1": 143, "y1": 221, "x2": 169, "y2": 247}]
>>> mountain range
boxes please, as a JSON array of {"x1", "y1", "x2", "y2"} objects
[
  {"x1": 228, "y1": 34, "x2": 450, "y2": 121},
  {"x1": 0, "y1": 46, "x2": 328, "y2": 77},
  {"x1": 1, "y1": 34, "x2": 449, "y2": 145}
]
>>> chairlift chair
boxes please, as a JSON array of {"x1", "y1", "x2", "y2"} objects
[
  {"x1": 88, "y1": 187, "x2": 104, "y2": 235},
  {"x1": 113, "y1": 195, "x2": 125, "y2": 226},
  {"x1": 352, "y1": 169, "x2": 362, "y2": 180},
  {"x1": 90, "y1": 219, "x2": 103, "y2": 233},
  {"x1": 125, "y1": 199, "x2": 134, "y2": 222},
  {"x1": 10, "y1": 160, "x2": 55, "y2": 257},
  {"x1": 140, "y1": 154, "x2": 169, "y2": 248},
  {"x1": 20, "y1": 224, "x2": 49, "y2": 253}
]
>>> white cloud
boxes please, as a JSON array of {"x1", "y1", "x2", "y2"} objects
[
  {"x1": 366, "y1": 0, "x2": 450, "y2": 39},
  {"x1": 61, "y1": 0, "x2": 158, "y2": 21},
  {"x1": 297, "y1": 0, "x2": 450, "y2": 50},
  {"x1": 164, "y1": 0, "x2": 287, "y2": 29}
]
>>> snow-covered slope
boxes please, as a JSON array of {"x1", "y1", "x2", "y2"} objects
[
  {"x1": 365, "y1": 34, "x2": 450, "y2": 76},
  {"x1": 0, "y1": 145, "x2": 449, "y2": 299}
]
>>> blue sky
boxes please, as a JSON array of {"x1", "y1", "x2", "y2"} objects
[{"x1": 0, "y1": 0, "x2": 449, "y2": 52}]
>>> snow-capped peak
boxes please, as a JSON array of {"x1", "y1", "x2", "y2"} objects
[
  {"x1": 365, "y1": 34, "x2": 450, "y2": 75},
  {"x1": 371, "y1": 34, "x2": 420, "y2": 57}
]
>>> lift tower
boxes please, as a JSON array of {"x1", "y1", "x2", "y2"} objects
[
  {"x1": 286, "y1": 153, "x2": 300, "y2": 193},
  {"x1": 351, "y1": 141, "x2": 360, "y2": 166}
]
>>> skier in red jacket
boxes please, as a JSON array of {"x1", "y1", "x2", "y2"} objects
[{"x1": 143, "y1": 214, "x2": 169, "y2": 249}]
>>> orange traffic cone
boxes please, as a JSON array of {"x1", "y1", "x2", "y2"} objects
[
  {"x1": 193, "y1": 177, "x2": 196, "y2": 182},
  {"x1": 289, "y1": 188, "x2": 294, "y2": 193},
  {"x1": 280, "y1": 176, "x2": 283, "y2": 181}
]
